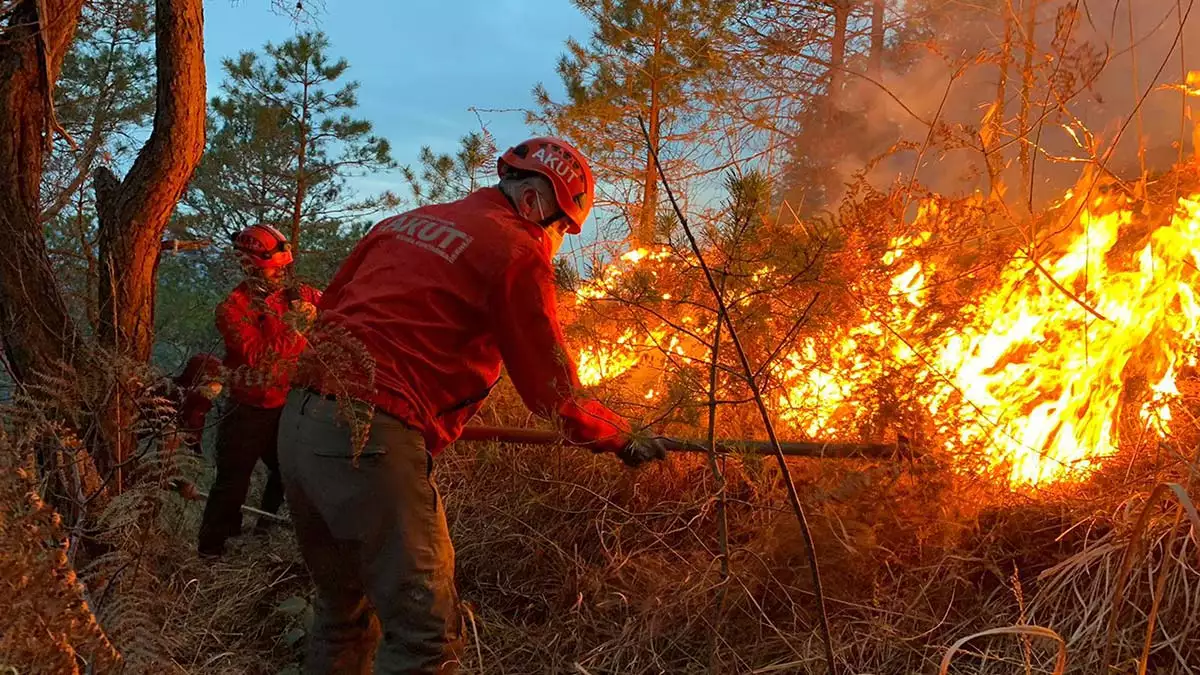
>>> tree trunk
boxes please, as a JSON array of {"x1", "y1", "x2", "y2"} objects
[
  {"x1": 0, "y1": 0, "x2": 88, "y2": 384},
  {"x1": 1018, "y1": 0, "x2": 1037, "y2": 196},
  {"x1": 638, "y1": 75, "x2": 661, "y2": 246},
  {"x1": 1127, "y1": 0, "x2": 1145, "y2": 182},
  {"x1": 290, "y1": 61, "x2": 311, "y2": 251},
  {"x1": 987, "y1": 11, "x2": 1013, "y2": 200},
  {"x1": 869, "y1": 0, "x2": 884, "y2": 79},
  {"x1": 828, "y1": 1, "x2": 850, "y2": 110},
  {"x1": 96, "y1": 0, "x2": 206, "y2": 362},
  {"x1": 636, "y1": 19, "x2": 664, "y2": 248},
  {"x1": 0, "y1": 0, "x2": 111, "y2": 523},
  {"x1": 76, "y1": 187, "x2": 100, "y2": 332},
  {"x1": 94, "y1": 0, "x2": 206, "y2": 485},
  {"x1": 822, "y1": 1, "x2": 851, "y2": 205}
]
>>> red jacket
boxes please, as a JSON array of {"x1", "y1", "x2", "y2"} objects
[
  {"x1": 308, "y1": 187, "x2": 629, "y2": 455},
  {"x1": 217, "y1": 281, "x2": 322, "y2": 409}
]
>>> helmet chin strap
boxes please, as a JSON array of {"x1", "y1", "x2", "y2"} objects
[
  {"x1": 546, "y1": 224, "x2": 566, "y2": 258},
  {"x1": 503, "y1": 184, "x2": 566, "y2": 256},
  {"x1": 532, "y1": 192, "x2": 560, "y2": 228},
  {"x1": 532, "y1": 193, "x2": 565, "y2": 257}
]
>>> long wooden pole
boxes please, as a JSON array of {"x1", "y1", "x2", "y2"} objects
[
  {"x1": 457, "y1": 426, "x2": 909, "y2": 460},
  {"x1": 170, "y1": 479, "x2": 290, "y2": 523}
]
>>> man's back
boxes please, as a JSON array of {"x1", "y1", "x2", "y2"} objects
[{"x1": 314, "y1": 187, "x2": 584, "y2": 453}]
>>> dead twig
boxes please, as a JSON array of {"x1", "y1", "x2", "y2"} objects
[
  {"x1": 638, "y1": 115, "x2": 837, "y2": 674},
  {"x1": 33, "y1": 0, "x2": 77, "y2": 153}
]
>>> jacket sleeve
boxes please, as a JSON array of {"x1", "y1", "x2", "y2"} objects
[{"x1": 489, "y1": 245, "x2": 630, "y2": 454}]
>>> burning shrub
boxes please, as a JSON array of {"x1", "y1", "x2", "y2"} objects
[{"x1": 567, "y1": 163, "x2": 1200, "y2": 490}]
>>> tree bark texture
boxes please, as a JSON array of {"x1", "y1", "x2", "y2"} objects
[
  {"x1": 96, "y1": 0, "x2": 206, "y2": 363},
  {"x1": 869, "y1": 0, "x2": 884, "y2": 79},
  {"x1": 0, "y1": 0, "x2": 89, "y2": 383},
  {"x1": 638, "y1": 75, "x2": 661, "y2": 246},
  {"x1": 828, "y1": 1, "x2": 850, "y2": 111}
]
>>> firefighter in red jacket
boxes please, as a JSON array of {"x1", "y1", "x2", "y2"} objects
[
  {"x1": 279, "y1": 137, "x2": 666, "y2": 674},
  {"x1": 198, "y1": 223, "x2": 322, "y2": 557}
]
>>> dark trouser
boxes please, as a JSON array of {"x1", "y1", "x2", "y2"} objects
[
  {"x1": 277, "y1": 389, "x2": 463, "y2": 675},
  {"x1": 197, "y1": 402, "x2": 285, "y2": 555}
]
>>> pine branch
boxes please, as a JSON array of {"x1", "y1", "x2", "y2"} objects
[{"x1": 639, "y1": 115, "x2": 837, "y2": 674}]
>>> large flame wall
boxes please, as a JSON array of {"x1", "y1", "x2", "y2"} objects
[{"x1": 569, "y1": 182, "x2": 1200, "y2": 486}]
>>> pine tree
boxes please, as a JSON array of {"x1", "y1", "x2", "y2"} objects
[
  {"x1": 39, "y1": 0, "x2": 156, "y2": 331},
  {"x1": 534, "y1": 0, "x2": 735, "y2": 245},
  {"x1": 42, "y1": 0, "x2": 155, "y2": 223},
  {"x1": 180, "y1": 31, "x2": 397, "y2": 252},
  {"x1": 764, "y1": 0, "x2": 874, "y2": 213},
  {"x1": 400, "y1": 129, "x2": 498, "y2": 205}
]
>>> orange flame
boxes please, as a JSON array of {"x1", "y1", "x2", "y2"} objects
[
  {"x1": 922, "y1": 195, "x2": 1200, "y2": 483},
  {"x1": 570, "y1": 191, "x2": 1200, "y2": 486}
]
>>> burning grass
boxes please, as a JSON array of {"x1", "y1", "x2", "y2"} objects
[
  {"x1": 428, "y1": 386, "x2": 1199, "y2": 673},
  {"x1": 569, "y1": 165, "x2": 1200, "y2": 491}
]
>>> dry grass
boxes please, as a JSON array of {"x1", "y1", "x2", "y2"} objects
[
  {"x1": 5, "y1": 368, "x2": 1200, "y2": 674},
  {"x1": 0, "y1": 436, "x2": 121, "y2": 674}
]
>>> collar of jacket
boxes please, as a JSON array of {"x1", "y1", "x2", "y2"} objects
[{"x1": 472, "y1": 186, "x2": 554, "y2": 256}]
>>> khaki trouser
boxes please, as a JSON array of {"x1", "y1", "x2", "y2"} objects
[{"x1": 277, "y1": 389, "x2": 463, "y2": 674}]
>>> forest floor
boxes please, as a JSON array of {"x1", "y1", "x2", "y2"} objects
[{"x1": 150, "y1": 419, "x2": 1199, "y2": 675}]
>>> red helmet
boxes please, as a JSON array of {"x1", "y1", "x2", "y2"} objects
[
  {"x1": 233, "y1": 223, "x2": 293, "y2": 268},
  {"x1": 497, "y1": 137, "x2": 594, "y2": 234}
]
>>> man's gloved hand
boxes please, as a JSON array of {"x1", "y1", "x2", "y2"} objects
[
  {"x1": 198, "y1": 381, "x2": 223, "y2": 400},
  {"x1": 615, "y1": 436, "x2": 668, "y2": 468}
]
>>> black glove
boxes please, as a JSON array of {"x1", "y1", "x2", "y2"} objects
[{"x1": 615, "y1": 437, "x2": 668, "y2": 468}]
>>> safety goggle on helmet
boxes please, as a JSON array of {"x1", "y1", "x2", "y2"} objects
[
  {"x1": 497, "y1": 137, "x2": 594, "y2": 234},
  {"x1": 232, "y1": 223, "x2": 293, "y2": 269}
]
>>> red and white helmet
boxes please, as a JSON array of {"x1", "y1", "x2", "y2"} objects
[
  {"x1": 233, "y1": 223, "x2": 293, "y2": 269},
  {"x1": 497, "y1": 137, "x2": 594, "y2": 234}
]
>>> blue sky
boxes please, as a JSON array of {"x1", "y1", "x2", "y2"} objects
[{"x1": 205, "y1": 0, "x2": 596, "y2": 230}]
